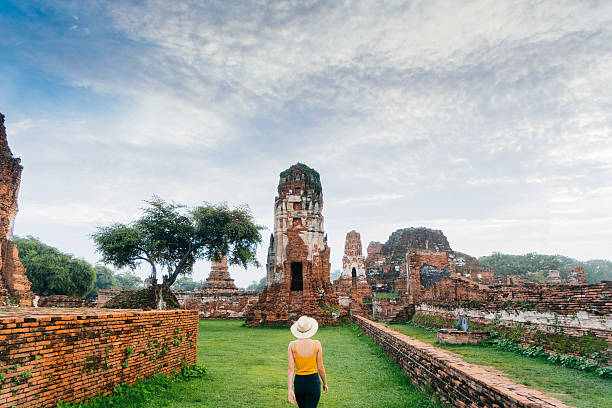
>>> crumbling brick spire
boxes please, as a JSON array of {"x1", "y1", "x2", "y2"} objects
[
  {"x1": 202, "y1": 256, "x2": 237, "y2": 293},
  {"x1": 0, "y1": 112, "x2": 34, "y2": 306},
  {"x1": 333, "y1": 230, "x2": 372, "y2": 315},
  {"x1": 0, "y1": 113, "x2": 12, "y2": 155}
]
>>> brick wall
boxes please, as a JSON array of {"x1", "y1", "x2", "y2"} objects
[
  {"x1": 96, "y1": 289, "x2": 122, "y2": 307},
  {"x1": 37, "y1": 295, "x2": 94, "y2": 308},
  {"x1": 174, "y1": 290, "x2": 259, "y2": 318},
  {"x1": 353, "y1": 315, "x2": 569, "y2": 408},
  {"x1": 0, "y1": 308, "x2": 198, "y2": 407},
  {"x1": 372, "y1": 297, "x2": 407, "y2": 321},
  {"x1": 485, "y1": 281, "x2": 612, "y2": 315},
  {"x1": 415, "y1": 304, "x2": 612, "y2": 362},
  {"x1": 419, "y1": 279, "x2": 612, "y2": 316},
  {"x1": 98, "y1": 289, "x2": 259, "y2": 319}
]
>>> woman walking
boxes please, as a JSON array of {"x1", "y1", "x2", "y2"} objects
[{"x1": 288, "y1": 316, "x2": 328, "y2": 407}]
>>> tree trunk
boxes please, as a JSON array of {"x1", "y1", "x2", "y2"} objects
[{"x1": 154, "y1": 283, "x2": 167, "y2": 310}]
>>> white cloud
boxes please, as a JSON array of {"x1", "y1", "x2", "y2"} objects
[{"x1": 4, "y1": 0, "x2": 612, "y2": 278}]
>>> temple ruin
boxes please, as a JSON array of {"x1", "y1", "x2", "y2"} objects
[
  {"x1": 202, "y1": 256, "x2": 237, "y2": 294},
  {"x1": 0, "y1": 113, "x2": 33, "y2": 306},
  {"x1": 334, "y1": 230, "x2": 372, "y2": 314},
  {"x1": 245, "y1": 163, "x2": 340, "y2": 326}
]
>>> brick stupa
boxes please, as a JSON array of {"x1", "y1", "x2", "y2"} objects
[
  {"x1": 334, "y1": 230, "x2": 372, "y2": 313},
  {"x1": 0, "y1": 113, "x2": 33, "y2": 306},
  {"x1": 202, "y1": 256, "x2": 237, "y2": 294},
  {"x1": 245, "y1": 163, "x2": 340, "y2": 326}
]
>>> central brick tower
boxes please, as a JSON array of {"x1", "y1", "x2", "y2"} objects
[{"x1": 245, "y1": 163, "x2": 340, "y2": 326}]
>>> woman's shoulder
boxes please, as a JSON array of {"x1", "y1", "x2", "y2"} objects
[{"x1": 314, "y1": 339, "x2": 322, "y2": 347}]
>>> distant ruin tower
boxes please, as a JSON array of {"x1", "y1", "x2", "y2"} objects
[
  {"x1": 334, "y1": 230, "x2": 372, "y2": 313},
  {"x1": 202, "y1": 256, "x2": 237, "y2": 294},
  {"x1": 0, "y1": 113, "x2": 33, "y2": 306},
  {"x1": 340, "y1": 230, "x2": 367, "y2": 285},
  {"x1": 245, "y1": 163, "x2": 340, "y2": 326}
]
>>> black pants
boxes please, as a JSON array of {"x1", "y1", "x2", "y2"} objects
[{"x1": 294, "y1": 373, "x2": 321, "y2": 408}]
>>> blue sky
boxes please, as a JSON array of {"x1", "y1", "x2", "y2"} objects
[{"x1": 1, "y1": 0, "x2": 611, "y2": 287}]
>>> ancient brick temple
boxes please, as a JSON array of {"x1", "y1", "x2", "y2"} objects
[
  {"x1": 245, "y1": 163, "x2": 340, "y2": 326},
  {"x1": 334, "y1": 230, "x2": 372, "y2": 311},
  {"x1": 202, "y1": 256, "x2": 237, "y2": 294},
  {"x1": 366, "y1": 227, "x2": 454, "y2": 294},
  {"x1": 0, "y1": 113, "x2": 33, "y2": 306}
]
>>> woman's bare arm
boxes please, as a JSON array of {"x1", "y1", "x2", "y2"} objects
[
  {"x1": 288, "y1": 342, "x2": 296, "y2": 404},
  {"x1": 316, "y1": 340, "x2": 328, "y2": 393}
]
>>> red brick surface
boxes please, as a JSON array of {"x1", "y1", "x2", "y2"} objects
[
  {"x1": 353, "y1": 315, "x2": 570, "y2": 408},
  {"x1": 437, "y1": 329, "x2": 491, "y2": 345},
  {"x1": 0, "y1": 308, "x2": 198, "y2": 407},
  {"x1": 37, "y1": 295, "x2": 94, "y2": 308},
  {"x1": 202, "y1": 256, "x2": 238, "y2": 293},
  {"x1": 175, "y1": 290, "x2": 259, "y2": 318},
  {"x1": 246, "y1": 165, "x2": 340, "y2": 326},
  {"x1": 420, "y1": 280, "x2": 612, "y2": 315},
  {"x1": 0, "y1": 113, "x2": 33, "y2": 307}
]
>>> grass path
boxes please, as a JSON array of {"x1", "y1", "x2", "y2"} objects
[
  {"x1": 95, "y1": 320, "x2": 440, "y2": 407},
  {"x1": 192, "y1": 320, "x2": 439, "y2": 407},
  {"x1": 390, "y1": 323, "x2": 612, "y2": 408}
]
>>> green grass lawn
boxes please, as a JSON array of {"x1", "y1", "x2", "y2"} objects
[
  {"x1": 390, "y1": 323, "x2": 612, "y2": 408},
  {"x1": 73, "y1": 320, "x2": 440, "y2": 407}
]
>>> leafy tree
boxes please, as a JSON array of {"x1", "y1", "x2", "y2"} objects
[
  {"x1": 87, "y1": 265, "x2": 119, "y2": 299},
  {"x1": 115, "y1": 270, "x2": 143, "y2": 290},
  {"x1": 14, "y1": 236, "x2": 95, "y2": 298},
  {"x1": 92, "y1": 197, "x2": 263, "y2": 309},
  {"x1": 245, "y1": 276, "x2": 266, "y2": 291},
  {"x1": 171, "y1": 276, "x2": 204, "y2": 291}
]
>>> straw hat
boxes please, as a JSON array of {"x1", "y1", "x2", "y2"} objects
[{"x1": 290, "y1": 316, "x2": 319, "y2": 339}]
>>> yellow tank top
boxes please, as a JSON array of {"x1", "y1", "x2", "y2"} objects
[{"x1": 293, "y1": 341, "x2": 318, "y2": 375}]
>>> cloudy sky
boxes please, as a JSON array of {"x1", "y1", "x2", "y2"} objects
[{"x1": 1, "y1": 0, "x2": 611, "y2": 287}]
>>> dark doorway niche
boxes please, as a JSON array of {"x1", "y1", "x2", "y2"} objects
[
  {"x1": 351, "y1": 267, "x2": 357, "y2": 287},
  {"x1": 291, "y1": 262, "x2": 303, "y2": 291}
]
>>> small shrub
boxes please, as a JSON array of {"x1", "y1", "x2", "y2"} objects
[{"x1": 177, "y1": 364, "x2": 206, "y2": 380}]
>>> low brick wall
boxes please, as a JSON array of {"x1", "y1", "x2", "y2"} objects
[
  {"x1": 353, "y1": 315, "x2": 569, "y2": 408},
  {"x1": 37, "y1": 295, "x2": 94, "y2": 308},
  {"x1": 96, "y1": 289, "x2": 122, "y2": 307},
  {"x1": 437, "y1": 329, "x2": 490, "y2": 345},
  {"x1": 415, "y1": 305, "x2": 612, "y2": 363},
  {"x1": 421, "y1": 280, "x2": 612, "y2": 316},
  {"x1": 174, "y1": 290, "x2": 259, "y2": 319},
  {"x1": 0, "y1": 308, "x2": 198, "y2": 407},
  {"x1": 97, "y1": 289, "x2": 260, "y2": 319}
]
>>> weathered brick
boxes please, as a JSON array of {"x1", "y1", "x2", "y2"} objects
[{"x1": 0, "y1": 308, "x2": 198, "y2": 408}]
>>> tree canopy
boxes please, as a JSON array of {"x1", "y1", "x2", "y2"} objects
[
  {"x1": 479, "y1": 252, "x2": 612, "y2": 283},
  {"x1": 14, "y1": 236, "x2": 96, "y2": 298},
  {"x1": 91, "y1": 197, "x2": 264, "y2": 308},
  {"x1": 86, "y1": 265, "x2": 118, "y2": 299},
  {"x1": 115, "y1": 270, "x2": 143, "y2": 290}
]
